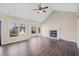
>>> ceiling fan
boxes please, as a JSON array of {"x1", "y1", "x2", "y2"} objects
[{"x1": 33, "y1": 3, "x2": 48, "y2": 13}]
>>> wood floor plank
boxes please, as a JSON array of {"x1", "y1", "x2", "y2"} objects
[{"x1": 0, "y1": 37, "x2": 78, "y2": 56}]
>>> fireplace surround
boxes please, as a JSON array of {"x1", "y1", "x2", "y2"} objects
[
  {"x1": 49, "y1": 29, "x2": 61, "y2": 40},
  {"x1": 49, "y1": 30, "x2": 57, "y2": 38}
]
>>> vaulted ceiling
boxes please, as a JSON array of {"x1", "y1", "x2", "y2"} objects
[{"x1": 0, "y1": 3, "x2": 78, "y2": 22}]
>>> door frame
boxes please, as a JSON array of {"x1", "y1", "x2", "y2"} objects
[{"x1": 0, "y1": 21, "x2": 1, "y2": 45}]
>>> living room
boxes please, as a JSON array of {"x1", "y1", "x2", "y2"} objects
[{"x1": 0, "y1": 3, "x2": 79, "y2": 56}]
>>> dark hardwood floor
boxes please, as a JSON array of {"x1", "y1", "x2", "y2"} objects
[{"x1": 0, "y1": 37, "x2": 78, "y2": 56}]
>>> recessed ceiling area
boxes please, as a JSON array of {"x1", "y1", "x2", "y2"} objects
[{"x1": 0, "y1": 3, "x2": 78, "y2": 22}]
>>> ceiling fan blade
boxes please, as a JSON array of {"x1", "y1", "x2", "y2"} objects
[
  {"x1": 42, "y1": 10, "x2": 46, "y2": 12},
  {"x1": 38, "y1": 3, "x2": 43, "y2": 10},
  {"x1": 38, "y1": 3, "x2": 41, "y2": 7},
  {"x1": 43, "y1": 6, "x2": 48, "y2": 9},
  {"x1": 33, "y1": 9, "x2": 39, "y2": 10}
]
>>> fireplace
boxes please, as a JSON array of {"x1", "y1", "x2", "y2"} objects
[{"x1": 49, "y1": 30, "x2": 57, "y2": 38}]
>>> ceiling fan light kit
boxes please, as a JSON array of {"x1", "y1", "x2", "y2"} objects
[{"x1": 38, "y1": 10, "x2": 43, "y2": 13}]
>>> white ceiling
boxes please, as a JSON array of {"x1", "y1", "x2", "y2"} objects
[{"x1": 0, "y1": 3, "x2": 78, "y2": 22}]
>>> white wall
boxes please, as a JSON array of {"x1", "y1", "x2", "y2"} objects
[
  {"x1": 41, "y1": 11, "x2": 76, "y2": 42},
  {"x1": 0, "y1": 11, "x2": 78, "y2": 47},
  {"x1": 77, "y1": 14, "x2": 79, "y2": 48},
  {"x1": 0, "y1": 13, "x2": 40, "y2": 45}
]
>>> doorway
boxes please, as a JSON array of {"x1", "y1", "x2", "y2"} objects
[{"x1": 0, "y1": 21, "x2": 1, "y2": 45}]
